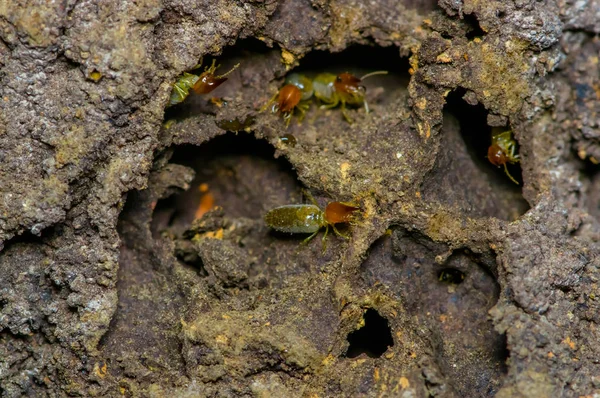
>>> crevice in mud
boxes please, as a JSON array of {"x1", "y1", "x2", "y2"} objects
[
  {"x1": 295, "y1": 45, "x2": 409, "y2": 80},
  {"x1": 174, "y1": 242, "x2": 209, "y2": 277},
  {"x1": 0, "y1": 229, "x2": 48, "y2": 251},
  {"x1": 345, "y1": 309, "x2": 394, "y2": 358},
  {"x1": 360, "y1": 230, "x2": 508, "y2": 396},
  {"x1": 149, "y1": 131, "x2": 333, "y2": 285},
  {"x1": 464, "y1": 14, "x2": 486, "y2": 41},
  {"x1": 163, "y1": 38, "x2": 278, "y2": 121},
  {"x1": 151, "y1": 132, "x2": 300, "y2": 238},
  {"x1": 495, "y1": 333, "x2": 509, "y2": 375},
  {"x1": 100, "y1": 190, "x2": 189, "y2": 384},
  {"x1": 437, "y1": 267, "x2": 465, "y2": 284},
  {"x1": 293, "y1": 44, "x2": 411, "y2": 103},
  {"x1": 448, "y1": 89, "x2": 526, "y2": 188},
  {"x1": 96, "y1": 309, "x2": 118, "y2": 351},
  {"x1": 580, "y1": 161, "x2": 600, "y2": 222},
  {"x1": 422, "y1": 88, "x2": 529, "y2": 220}
]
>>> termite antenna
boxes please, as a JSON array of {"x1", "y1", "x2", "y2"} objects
[
  {"x1": 503, "y1": 164, "x2": 519, "y2": 185},
  {"x1": 216, "y1": 63, "x2": 240, "y2": 79},
  {"x1": 360, "y1": 70, "x2": 388, "y2": 81}
]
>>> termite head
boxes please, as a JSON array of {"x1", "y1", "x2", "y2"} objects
[
  {"x1": 334, "y1": 73, "x2": 365, "y2": 101},
  {"x1": 193, "y1": 74, "x2": 227, "y2": 94},
  {"x1": 487, "y1": 144, "x2": 508, "y2": 166},
  {"x1": 276, "y1": 84, "x2": 302, "y2": 113},
  {"x1": 334, "y1": 71, "x2": 388, "y2": 104},
  {"x1": 192, "y1": 59, "x2": 240, "y2": 94},
  {"x1": 324, "y1": 202, "x2": 360, "y2": 225}
]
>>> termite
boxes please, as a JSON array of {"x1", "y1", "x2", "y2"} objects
[
  {"x1": 264, "y1": 194, "x2": 360, "y2": 249},
  {"x1": 312, "y1": 70, "x2": 388, "y2": 123},
  {"x1": 168, "y1": 59, "x2": 240, "y2": 107},
  {"x1": 487, "y1": 130, "x2": 520, "y2": 184},
  {"x1": 262, "y1": 73, "x2": 314, "y2": 127}
]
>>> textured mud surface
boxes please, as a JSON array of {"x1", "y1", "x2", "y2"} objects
[{"x1": 1, "y1": 0, "x2": 600, "y2": 397}]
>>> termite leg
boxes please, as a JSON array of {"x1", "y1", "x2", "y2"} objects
[
  {"x1": 319, "y1": 96, "x2": 339, "y2": 110},
  {"x1": 302, "y1": 189, "x2": 319, "y2": 206},
  {"x1": 341, "y1": 102, "x2": 353, "y2": 124},
  {"x1": 509, "y1": 144, "x2": 520, "y2": 162},
  {"x1": 301, "y1": 230, "x2": 320, "y2": 246},
  {"x1": 331, "y1": 224, "x2": 350, "y2": 239},
  {"x1": 284, "y1": 112, "x2": 293, "y2": 128},
  {"x1": 363, "y1": 98, "x2": 370, "y2": 114},
  {"x1": 296, "y1": 102, "x2": 309, "y2": 124},
  {"x1": 169, "y1": 84, "x2": 188, "y2": 106},
  {"x1": 174, "y1": 82, "x2": 188, "y2": 97},
  {"x1": 189, "y1": 57, "x2": 204, "y2": 71}
]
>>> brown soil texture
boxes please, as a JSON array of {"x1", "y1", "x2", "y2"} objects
[{"x1": 1, "y1": 0, "x2": 600, "y2": 397}]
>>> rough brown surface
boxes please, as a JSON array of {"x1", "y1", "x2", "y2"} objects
[{"x1": 1, "y1": 0, "x2": 599, "y2": 397}]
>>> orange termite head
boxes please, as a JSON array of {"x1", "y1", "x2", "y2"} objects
[
  {"x1": 192, "y1": 73, "x2": 228, "y2": 94},
  {"x1": 192, "y1": 60, "x2": 240, "y2": 95},
  {"x1": 334, "y1": 72, "x2": 365, "y2": 98},
  {"x1": 277, "y1": 84, "x2": 302, "y2": 113},
  {"x1": 324, "y1": 202, "x2": 360, "y2": 225},
  {"x1": 487, "y1": 144, "x2": 508, "y2": 167}
]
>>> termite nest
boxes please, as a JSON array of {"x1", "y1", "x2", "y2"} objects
[
  {"x1": 127, "y1": 37, "x2": 526, "y2": 398},
  {"x1": 163, "y1": 47, "x2": 530, "y2": 244},
  {"x1": 162, "y1": 45, "x2": 411, "y2": 246},
  {"x1": 436, "y1": 89, "x2": 530, "y2": 220}
]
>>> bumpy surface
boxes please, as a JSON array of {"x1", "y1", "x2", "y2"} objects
[{"x1": 1, "y1": 0, "x2": 600, "y2": 397}]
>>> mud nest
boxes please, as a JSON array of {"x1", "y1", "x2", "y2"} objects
[{"x1": 1, "y1": 1, "x2": 600, "y2": 397}]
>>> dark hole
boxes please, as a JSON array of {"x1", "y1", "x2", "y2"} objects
[
  {"x1": 295, "y1": 44, "x2": 411, "y2": 88},
  {"x1": 151, "y1": 133, "x2": 300, "y2": 238},
  {"x1": 1, "y1": 228, "x2": 50, "y2": 247},
  {"x1": 174, "y1": 247, "x2": 208, "y2": 277},
  {"x1": 497, "y1": 10, "x2": 506, "y2": 18},
  {"x1": 446, "y1": 89, "x2": 520, "y2": 183},
  {"x1": 437, "y1": 268, "x2": 465, "y2": 284},
  {"x1": 490, "y1": 333, "x2": 510, "y2": 390},
  {"x1": 345, "y1": 309, "x2": 394, "y2": 358},
  {"x1": 444, "y1": 88, "x2": 530, "y2": 218},
  {"x1": 580, "y1": 159, "x2": 600, "y2": 222},
  {"x1": 464, "y1": 13, "x2": 486, "y2": 41}
]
